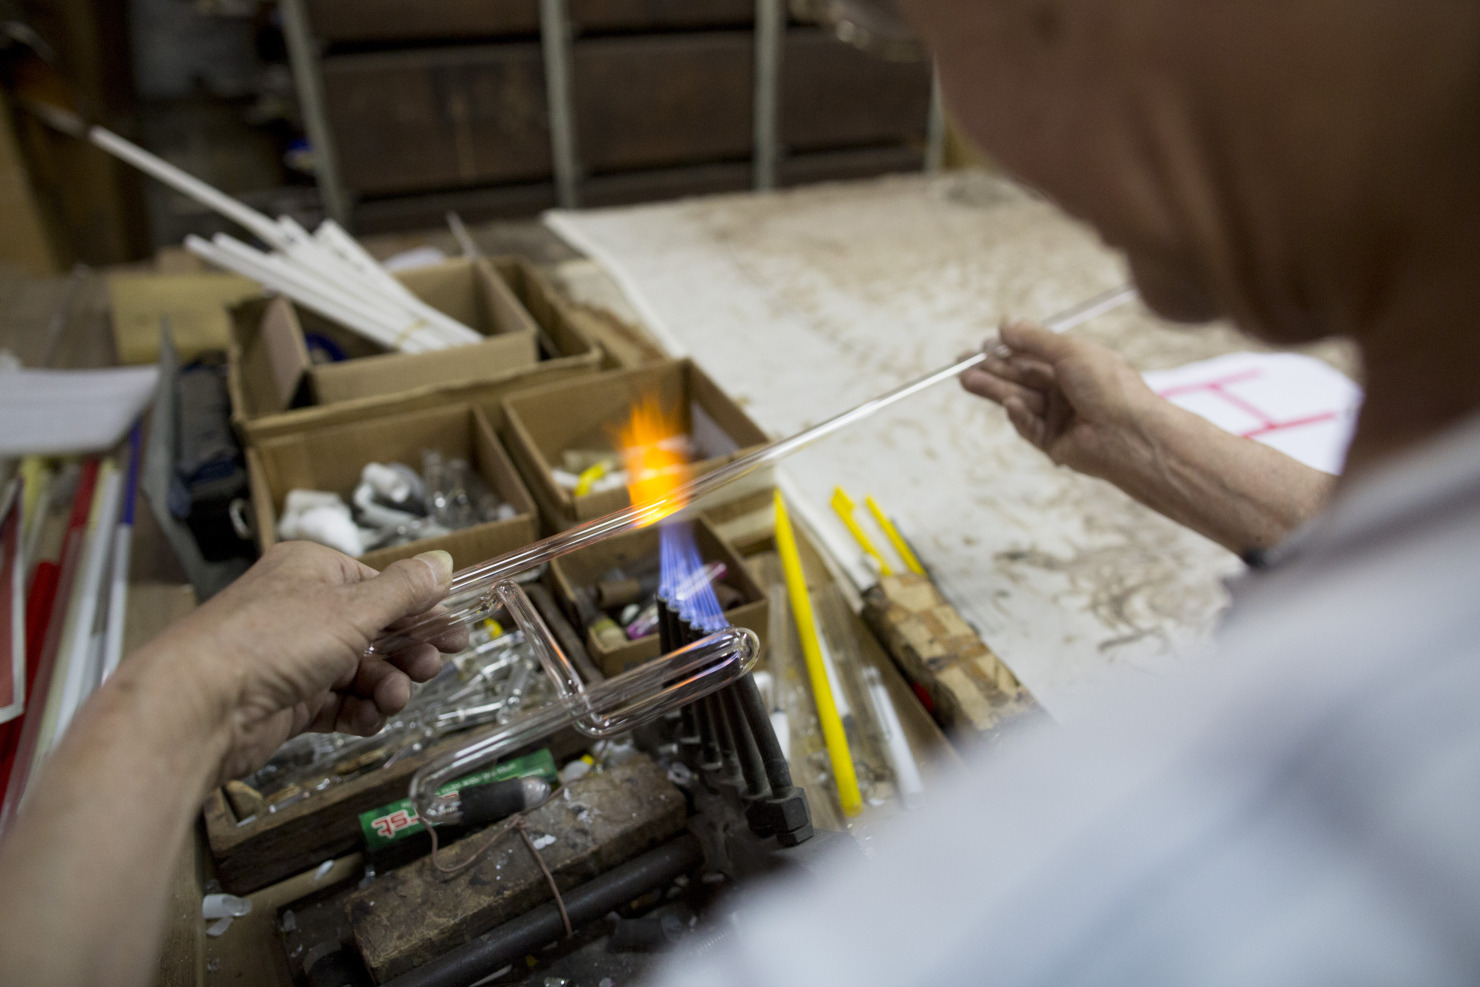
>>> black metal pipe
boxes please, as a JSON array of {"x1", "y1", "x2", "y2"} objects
[
  {"x1": 678, "y1": 702, "x2": 701, "y2": 746},
  {"x1": 384, "y1": 833, "x2": 705, "y2": 987},
  {"x1": 713, "y1": 687, "x2": 743, "y2": 787},
  {"x1": 697, "y1": 695, "x2": 723, "y2": 771},
  {"x1": 735, "y1": 673, "x2": 794, "y2": 791},
  {"x1": 657, "y1": 596, "x2": 676, "y2": 655},
  {"x1": 720, "y1": 685, "x2": 770, "y2": 801}
]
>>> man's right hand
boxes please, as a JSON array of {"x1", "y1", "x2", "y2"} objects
[{"x1": 959, "y1": 321, "x2": 1162, "y2": 487}]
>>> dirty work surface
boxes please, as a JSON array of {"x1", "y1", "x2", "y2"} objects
[
  {"x1": 346, "y1": 756, "x2": 685, "y2": 981},
  {"x1": 546, "y1": 173, "x2": 1353, "y2": 719}
]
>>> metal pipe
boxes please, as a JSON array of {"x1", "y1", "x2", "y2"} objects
[
  {"x1": 713, "y1": 688, "x2": 744, "y2": 787},
  {"x1": 540, "y1": 0, "x2": 581, "y2": 208},
  {"x1": 924, "y1": 64, "x2": 947, "y2": 174},
  {"x1": 753, "y1": 0, "x2": 783, "y2": 190},
  {"x1": 722, "y1": 684, "x2": 771, "y2": 800},
  {"x1": 736, "y1": 672, "x2": 793, "y2": 792},
  {"x1": 279, "y1": 0, "x2": 350, "y2": 223},
  {"x1": 698, "y1": 696, "x2": 724, "y2": 772},
  {"x1": 383, "y1": 833, "x2": 704, "y2": 987}
]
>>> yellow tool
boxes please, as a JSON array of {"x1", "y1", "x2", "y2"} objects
[
  {"x1": 773, "y1": 490, "x2": 862, "y2": 817},
  {"x1": 573, "y1": 461, "x2": 612, "y2": 497},
  {"x1": 865, "y1": 494, "x2": 925, "y2": 575},
  {"x1": 830, "y1": 487, "x2": 892, "y2": 576}
]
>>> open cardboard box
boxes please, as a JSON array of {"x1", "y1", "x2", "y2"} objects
[
  {"x1": 246, "y1": 403, "x2": 537, "y2": 571},
  {"x1": 200, "y1": 598, "x2": 596, "y2": 895},
  {"x1": 489, "y1": 257, "x2": 594, "y2": 363},
  {"x1": 501, "y1": 360, "x2": 770, "y2": 530},
  {"x1": 549, "y1": 515, "x2": 767, "y2": 677},
  {"x1": 107, "y1": 271, "x2": 260, "y2": 365},
  {"x1": 227, "y1": 257, "x2": 603, "y2": 444}
]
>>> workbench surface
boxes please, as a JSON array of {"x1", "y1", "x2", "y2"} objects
[{"x1": 547, "y1": 172, "x2": 1355, "y2": 719}]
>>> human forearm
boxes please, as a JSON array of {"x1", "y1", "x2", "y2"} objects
[
  {"x1": 1107, "y1": 400, "x2": 1336, "y2": 554},
  {"x1": 0, "y1": 642, "x2": 229, "y2": 986},
  {"x1": 0, "y1": 545, "x2": 455, "y2": 986}
]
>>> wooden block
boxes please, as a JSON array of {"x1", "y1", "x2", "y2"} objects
[
  {"x1": 862, "y1": 573, "x2": 1038, "y2": 737},
  {"x1": 347, "y1": 756, "x2": 686, "y2": 981}
]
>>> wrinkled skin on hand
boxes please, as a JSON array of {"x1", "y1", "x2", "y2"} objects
[
  {"x1": 959, "y1": 321, "x2": 1159, "y2": 484},
  {"x1": 147, "y1": 541, "x2": 467, "y2": 783}
]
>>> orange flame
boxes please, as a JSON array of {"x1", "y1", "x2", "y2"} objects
[{"x1": 616, "y1": 395, "x2": 691, "y2": 523}]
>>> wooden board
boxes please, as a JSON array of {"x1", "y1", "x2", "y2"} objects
[
  {"x1": 309, "y1": 0, "x2": 541, "y2": 44},
  {"x1": 204, "y1": 724, "x2": 511, "y2": 894},
  {"x1": 308, "y1": 0, "x2": 754, "y2": 45},
  {"x1": 322, "y1": 44, "x2": 554, "y2": 196},
  {"x1": 863, "y1": 573, "x2": 1038, "y2": 738},
  {"x1": 323, "y1": 30, "x2": 931, "y2": 198},
  {"x1": 780, "y1": 31, "x2": 931, "y2": 152},
  {"x1": 347, "y1": 756, "x2": 686, "y2": 981},
  {"x1": 350, "y1": 145, "x2": 926, "y2": 232},
  {"x1": 576, "y1": 30, "x2": 930, "y2": 172}
]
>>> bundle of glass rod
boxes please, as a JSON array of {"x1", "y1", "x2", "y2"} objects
[
  {"x1": 368, "y1": 283, "x2": 1137, "y2": 664},
  {"x1": 24, "y1": 102, "x2": 482, "y2": 354},
  {"x1": 659, "y1": 524, "x2": 815, "y2": 846}
]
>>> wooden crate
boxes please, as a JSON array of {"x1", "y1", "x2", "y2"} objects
[
  {"x1": 322, "y1": 44, "x2": 553, "y2": 196},
  {"x1": 322, "y1": 29, "x2": 931, "y2": 198},
  {"x1": 308, "y1": 0, "x2": 753, "y2": 45}
]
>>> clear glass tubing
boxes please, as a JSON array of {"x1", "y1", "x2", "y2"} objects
[
  {"x1": 409, "y1": 579, "x2": 760, "y2": 824},
  {"x1": 371, "y1": 283, "x2": 1136, "y2": 662}
]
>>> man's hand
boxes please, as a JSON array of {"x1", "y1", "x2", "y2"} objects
[
  {"x1": 958, "y1": 321, "x2": 1335, "y2": 553},
  {"x1": 959, "y1": 321, "x2": 1161, "y2": 486},
  {"x1": 147, "y1": 541, "x2": 463, "y2": 783},
  {"x1": 0, "y1": 541, "x2": 470, "y2": 987}
]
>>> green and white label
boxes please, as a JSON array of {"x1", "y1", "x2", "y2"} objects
[{"x1": 359, "y1": 748, "x2": 557, "y2": 851}]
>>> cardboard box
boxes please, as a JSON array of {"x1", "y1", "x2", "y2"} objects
[
  {"x1": 230, "y1": 256, "x2": 535, "y2": 413},
  {"x1": 201, "y1": 696, "x2": 593, "y2": 895},
  {"x1": 227, "y1": 257, "x2": 604, "y2": 445},
  {"x1": 501, "y1": 359, "x2": 770, "y2": 530},
  {"x1": 247, "y1": 403, "x2": 537, "y2": 571},
  {"x1": 549, "y1": 515, "x2": 767, "y2": 677},
  {"x1": 107, "y1": 271, "x2": 261, "y2": 365},
  {"x1": 487, "y1": 257, "x2": 590, "y2": 363}
]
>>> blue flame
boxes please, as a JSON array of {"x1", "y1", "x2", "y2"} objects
[{"x1": 659, "y1": 521, "x2": 728, "y2": 634}]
